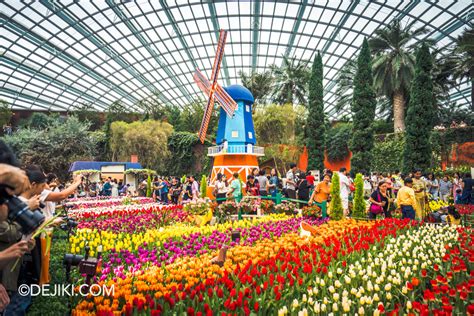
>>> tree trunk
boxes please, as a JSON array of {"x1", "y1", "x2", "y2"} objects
[{"x1": 393, "y1": 90, "x2": 405, "y2": 132}]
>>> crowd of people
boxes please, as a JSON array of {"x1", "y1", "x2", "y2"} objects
[{"x1": 0, "y1": 140, "x2": 86, "y2": 314}]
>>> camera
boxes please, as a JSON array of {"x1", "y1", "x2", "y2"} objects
[
  {"x1": 63, "y1": 246, "x2": 101, "y2": 284},
  {"x1": 59, "y1": 217, "x2": 78, "y2": 231},
  {"x1": 0, "y1": 185, "x2": 45, "y2": 235}
]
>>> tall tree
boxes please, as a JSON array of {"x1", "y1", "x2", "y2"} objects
[
  {"x1": 402, "y1": 43, "x2": 435, "y2": 173},
  {"x1": 451, "y1": 27, "x2": 474, "y2": 108},
  {"x1": 239, "y1": 70, "x2": 273, "y2": 108},
  {"x1": 0, "y1": 100, "x2": 12, "y2": 129},
  {"x1": 306, "y1": 52, "x2": 325, "y2": 171},
  {"x1": 72, "y1": 102, "x2": 103, "y2": 130},
  {"x1": 369, "y1": 19, "x2": 430, "y2": 132},
  {"x1": 350, "y1": 38, "x2": 377, "y2": 173},
  {"x1": 270, "y1": 56, "x2": 310, "y2": 105}
]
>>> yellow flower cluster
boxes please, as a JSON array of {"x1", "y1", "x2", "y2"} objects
[
  {"x1": 429, "y1": 199, "x2": 448, "y2": 211},
  {"x1": 70, "y1": 213, "x2": 290, "y2": 255}
]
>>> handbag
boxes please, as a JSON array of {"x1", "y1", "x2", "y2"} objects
[{"x1": 369, "y1": 191, "x2": 384, "y2": 214}]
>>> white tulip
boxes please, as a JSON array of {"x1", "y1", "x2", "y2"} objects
[
  {"x1": 292, "y1": 299, "x2": 299, "y2": 309},
  {"x1": 321, "y1": 303, "x2": 327, "y2": 312},
  {"x1": 345, "y1": 276, "x2": 352, "y2": 284}
]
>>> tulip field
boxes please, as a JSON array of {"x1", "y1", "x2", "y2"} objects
[{"x1": 57, "y1": 200, "x2": 474, "y2": 316}]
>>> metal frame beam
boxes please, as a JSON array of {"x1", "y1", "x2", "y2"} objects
[
  {"x1": 40, "y1": 0, "x2": 166, "y2": 105},
  {"x1": 283, "y1": 0, "x2": 308, "y2": 58},
  {"x1": 321, "y1": 1, "x2": 360, "y2": 55},
  {"x1": 251, "y1": 0, "x2": 261, "y2": 72},
  {"x1": 1, "y1": 13, "x2": 139, "y2": 109},
  {"x1": 2, "y1": 56, "x2": 108, "y2": 111},
  {"x1": 106, "y1": 0, "x2": 191, "y2": 105},
  {"x1": 2, "y1": 87, "x2": 68, "y2": 111}
]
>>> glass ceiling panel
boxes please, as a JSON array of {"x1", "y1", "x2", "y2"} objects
[{"x1": 1, "y1": 0, "x2": 471, "y2": 115}]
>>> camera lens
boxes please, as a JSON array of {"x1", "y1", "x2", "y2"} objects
[
  {"x1": 7, "y1": 196, "x2": 45, "y2": 235},
  {"x1": 63, "y1": 253, "x2": 83, "y2": 266}
]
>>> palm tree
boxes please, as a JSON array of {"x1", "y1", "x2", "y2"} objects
[
  {"x1": 270, "y1": 56, "x2": 310, "y2": 105},
  {"x1": 451, "y1": 27, "x2": 474, "y2": 109},
  {"x1": 334, "y1": 59, "x2": 357, "y2": 113},
  {"x1": 334, "y1": 59, "x2": 390, "y2": 118},
  {"x1": 239, "y1": 70, "x2": 273, "y2": 108},
  {"x1": 369, "y1": 19, "x2": 430, "y2": 132}
]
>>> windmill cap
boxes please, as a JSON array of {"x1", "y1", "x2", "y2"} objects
[{"x1": 223, "y1": 85, "x2": 254, "y2": 104}]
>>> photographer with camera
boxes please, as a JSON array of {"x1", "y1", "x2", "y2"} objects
[
  {"x1": 0, "y1": 141, "x2": 45, "y2": 314},
  {"x1": 24, "y1": 167, "x2": 82, "y2": 286}
]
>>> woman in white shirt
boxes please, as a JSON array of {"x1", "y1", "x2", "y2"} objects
[
  {"x1": 214, "y1": 173, "x2": 228, "y2": 204},
  {"x1": 111, "y1": 179, "x2": 119, "y2": 197}
]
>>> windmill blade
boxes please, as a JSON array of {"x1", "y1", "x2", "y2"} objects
[
  {"x1": 193, "y1": 70, "x2": 211, "y2": 96},
  {"x1": 198, "y1": 95, "x2": 215, "y2": 144},
  {"x1": 209, "y1": 29, "x2": 227, "y2": 84},
  {"x1": 194, "y1": 69, "x2": 237, "y2": 117},
  {"x1": 214, "y1": 85, "x2": 238, "y2": 117}
]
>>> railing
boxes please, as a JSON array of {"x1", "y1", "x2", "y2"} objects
[{"x1": 208, "y1": 144, "x2": 265, "y2": 156}]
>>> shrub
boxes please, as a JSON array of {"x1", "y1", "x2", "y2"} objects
[
  {"x1": 200, "y1": 175, "x2": 207, "y2": 198},
  {"x1": 329, "y1": 172, "x2": 344, "y2": 220},
  {"x1": 352, "y1": 173, "x2": 366, "y2": 218}
]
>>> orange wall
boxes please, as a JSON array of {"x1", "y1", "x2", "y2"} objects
[{"x1": 324, "y1": 150, "x2": 352, "y2": 172}]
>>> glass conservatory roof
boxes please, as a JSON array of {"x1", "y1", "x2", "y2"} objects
[{"x1": 1, "y1": 1, "x2": 472, "y2": 118}]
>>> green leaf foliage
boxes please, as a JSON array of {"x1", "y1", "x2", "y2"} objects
[
  {"x1": 402, "y1": 43, "x2": 435, "y2": 173},
  {"x1": 71, "y1": 102, "x2": 103, "y2": 131},
  {"x1": 146, "y1": 174, "x2": 152, "y2": 198},
  {"x1": 270, "y1": 56, "x2": 310, "y2": 105},
  {"x1": 239, "y1": 70, "x2": 274, "y2": 107},
  {"x1": 325, "y1": 123, "x2": 352, "y2": 163},
  {"x1": 371, "y1": 134, "x2": 405, "y2": 172},
  {"x1": 0, "y1": 99, "x2": 12, "y2": 128},
  {"x1": 167, "y1": 132, "x2": 210, "y2": 176},
  {"x1": 109, "y1": 120, "x2": 173, "y2": 172},
  {"x1": 253, "y1": 104, "x2": 306, "y2": 145},
  {"x1": 352, "y1": 173, "x2": 366, "y2": 218},
  {"x1": 2, "y1": 116, "x2": 98, "y2": 180},
  {"x1": 329, "y1": 172, "x2": 344, "y2": 220},
  {"x1": 306, "y1": 52, "x2": 326, "y2": 171},
  {"x1": 200, "y1": 175, "x2": 207, "y2": 198},
  {"x1": 350, "y1": 38, "x2": 377, "y2": 174}
]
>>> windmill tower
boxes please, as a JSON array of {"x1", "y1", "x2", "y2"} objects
[{"x1": 193, "y1": 30, "x2": 264, "y2": 196}]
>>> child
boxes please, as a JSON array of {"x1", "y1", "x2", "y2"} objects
[
  {"x1": 455, "y1": 188, "x2": 462, "y2": 204},
  {"x1": 441, "y1": 205, "x2": 461, "y2": 225}
]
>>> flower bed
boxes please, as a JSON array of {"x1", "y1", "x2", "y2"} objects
[
  {"x1": 456, "y1": 204, "x2": 474, "y2": 215},
  {"x1": 69, "y1": 214, "x2": 291, "y2": 255},
  {"x1": 76, "y1": 205, "x2": 191, "y2": 233},
  {"x1": 65, "y1": 197, "x2": 154, "y2": 210},
  {"x1": 68, "y1": 203, "x2": 161, "y2": 218},
  {"x1": 70, "y1": 219, "x2": 474, "y2": 315}
]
